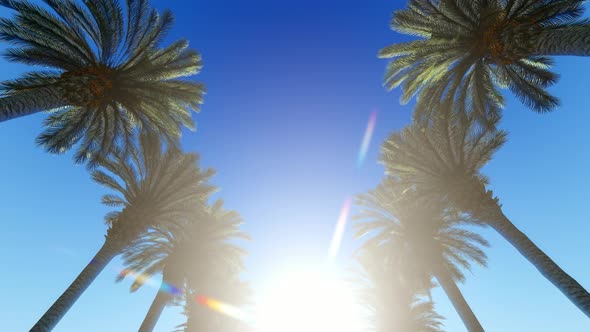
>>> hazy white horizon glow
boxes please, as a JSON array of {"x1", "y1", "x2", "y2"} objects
[{"x1": 255, "y1": 270, "x2": 364, "y2": 332}]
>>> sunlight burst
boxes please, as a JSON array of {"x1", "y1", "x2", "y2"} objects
[{"x1": 256, "y1": 271, "x2": 364, "y2": 332}]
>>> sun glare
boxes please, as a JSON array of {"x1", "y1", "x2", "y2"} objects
[{"x1": 256, "y1": 270, "x2": 364, "y2": 332}]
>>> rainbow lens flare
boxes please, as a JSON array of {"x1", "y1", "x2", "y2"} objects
[
  {"x1": 119, "y1": 270, "x2": 249, "y2": 323},
  {"x1": 329, "y1": 197, "x2": 352, "y2": 259},
  {"x1": 196, "y1": 295, "x2": 251, "y2": 322},
  {"x1": 357, "y1": 111, "x2": 377, "y2": 168},
  {"x1": 118, "y1": 269, "x2": 182, "y2": 296},
  {"x1": 161, "y1": 282, "x2": 182, "y2": 297}
]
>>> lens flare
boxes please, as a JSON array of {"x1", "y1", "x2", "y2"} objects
[
  {"x1": 196, "y1": 295, "x2": 251, "y2": 322},
  {"x1": 118, "y1": 270, "x2": 249, "y2": 322},
  {"x1": 329, "y1": 197, "x2": 352, "y2": 259},
  {"x1": 160, "y1": 282, "x2": 183, "y2": 297},
  {"x1": 357, "y1": 111, "x2": 377, "y2": 168},
  {"x1": 117, "y1": 269, "x2": 182, "y2": 296}
]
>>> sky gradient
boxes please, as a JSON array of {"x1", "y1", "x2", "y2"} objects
[{"x1": 1, "y1": 0, "x2": 590, "y2": 331}]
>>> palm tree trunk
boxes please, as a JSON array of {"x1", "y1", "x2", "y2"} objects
[
  {"x1": 535, "y1": 24, "x2": 590, "y2": 56},
  {"x1": 477, "y1": 200, "x2": 590, "y2": 317},
  {"x1": 30, "y1": 239, "x2": 120, "y2": 332},
  {"x1": 434, "y1": 266, "x2": 484, "y2": 332},
  {"x1": 0, "y1": 86, "x2": 66, "y2": 122},
  {"x1": 139, "y1": 286, "x2": 172, "y2": 332}
]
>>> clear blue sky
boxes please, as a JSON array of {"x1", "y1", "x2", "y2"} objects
[{"x1": 1, "y1": 0, "x2": 590, "y2": 331}]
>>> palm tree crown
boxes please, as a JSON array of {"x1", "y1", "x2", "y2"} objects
[
  {"x1": 355, "y1": 248, "x2": 445, "y2": 332},
  {"x1": 355, "y1": 178, "x2": 489, "y2": 289},
  {"x1": 0, "y1": 0, "x2": 204, "y2": 163},
  {"x1": 380, "y1": 0, "x2": 590, "y2": 121},
  {"x1": 355, "y1": 178, "x2": 489, "y2": 331},
  {"x1": 119, "y1": 199, "x2": 249, "y2": 331},
  {"x1": 380, "y1": 106, "x2": 590, "y2": 317},
  {"x1": 95, "y1": 133, "x2": 216, "y2": 244},
  {"x1": 380, "y1": 108, "x2": 506, "y2": 211},
  {"x1": 120, "y1": 199, "x2": 248, "y2": 294}
]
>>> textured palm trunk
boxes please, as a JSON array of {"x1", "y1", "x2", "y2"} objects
[
  {"x1": 30, "y1": 239, "x2": 120, "y2": 332},
  {"x1": 0, "y1": 86, "x2": 66, "y2": 122},
  {"x1": 475, "y1": 198, "x2": 590, "y2": 318},
  {"x1": 434, "y1": 266, "x2": 485, "y2": 332},
  {"x1": 535, "y1": 24, "x2": 590, "y2": 56},
  {"x1": 138, "y1": 286, "x2": 172, "y2": 332}
]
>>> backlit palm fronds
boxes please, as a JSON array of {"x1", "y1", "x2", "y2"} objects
[
  {"x1": 355, "y1": 178, "x2": 488, "y2": 331},
  {"x1": 120, "y1": 199, "x2": 248, "y2": 292},
  {"x1": 380, "y1": 105, "x2": 590, "y2": 317},
  {"x1": 381, "y1": 107, "x2": 506, "y2": 208},
  {"x1": 355, "y1": 178, "x2": 489, "y2": 286},
  {"x1": 380, "y1": 0, "x2": 589, "y2": 121},
  {"x1": 0, "y1": 0, "x2": 204, "y2": 163},
  {"x1": 355, "y1": 248, "x2": 445, "y2": 332},
  {"x1": 119, "y1": 199, "x2": 249, "y2": 331},
  {"x1": 94, "y1": 132, "x2": 216, "y2": 243}
]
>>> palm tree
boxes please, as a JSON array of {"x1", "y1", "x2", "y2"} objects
[
  {"x1": 379, "y1": 0, "x2": 589, "y2": 122},
  {"x1": 381, "y1": 106, "x2": 590, "y2": 317},
  {"x1": 354, "y1": 247, "x2": 445, "y2": 332},
  {"x1": 355, "y1": 178, "x2": 488, "y2": 332},
  {"x1": 179, "y1": 279, "x2": 252, "y2": 332},
  {"x1": 0, "y1": 0, "x2": 204, "y2": 164},
  {"x1": 119, "y1": 199, "x2": 249, "y2": 332},
  {"x1": 31, "y1": 133, "x2": 216, "y2": 331}
]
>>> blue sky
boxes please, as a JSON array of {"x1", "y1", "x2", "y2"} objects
[{"x1": 1, "y1": 0, "x2": 590, "y2": 331}]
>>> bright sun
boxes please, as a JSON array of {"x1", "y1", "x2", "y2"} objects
[{"x1": 255, "y1": 270, "x2": 364, "y2": 332}]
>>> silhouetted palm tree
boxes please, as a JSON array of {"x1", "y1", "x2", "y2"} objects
[
  {"x1": 381, "y1": 107, "x2": 590, "y2": 317},
  {"x1": 0, "y1": 0, "x2": 204, "y2": 164},
  {"x1": 178, "y1": 279, "x2": 252, "y2": 332},
  {"x1": 31, "y1": 133, "x2": 215, "y2": 331},
  {"x1": 119, "y1": 199, "x2": 249, "y2": 332},
  {"x1": 380, "y1": 0, "x2": 590, "y2": 122},
  {"x1": 355, "y1": 179, "x2": 488, "y2": 332},
  {"x1": 354, "y1": 247, "x2": 445, "y2": 332}
]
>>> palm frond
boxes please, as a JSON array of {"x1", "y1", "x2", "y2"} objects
[
  {"x1": 355, "y1": 178, "x2": 489, "y2": 285},
  {"x1": 95, "y1": 132, "x2": 216, "y2": 245},
  {"x1": 381, "y1": 0, "x2": 587, "y2": 121},
  {"x1": 0, "y1": 0, "x2": 205, "y2": 163}
]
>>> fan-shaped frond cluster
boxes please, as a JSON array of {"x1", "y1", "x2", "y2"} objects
[
  {"x1": 120, "y1": 199, "x2": 249, "y2": 293},
  {"x1": 0, "y1": 0, "x2": 204, "y2": 163},
  {"x1": 354, "y1": 247, "x2": 444, "y2": 332},
  {"x1": 381, "y1": 0, "x2": 589, "y2": 121},
  {"x1": 355, "y1": 178, "x2": 489, "y2": 286},
  {"x1": 93, "y1": 132, "x2": 216, "y2": 243},
  {"x1": 380, "y1": 108, "x2": 506, "y2": 210},
  {"x1": 120, "y1": 198, "x2": 250, "y2": 331}
]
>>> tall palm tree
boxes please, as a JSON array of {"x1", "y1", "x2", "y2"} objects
[
  {"x1": 354, "y1": 247, "x2": 445, "y2": 332},
  {"x1": 0, "y1": 0, "x2": 204, "y2": 164},
  {"x1": 119, "y1": 199, "x2": 249, "y2": 332},
  {"x1": 31, "y1": 133, "x2": 216, "y2": 331},
  {"x1": 355, "y1": 179, "x2": 488, "y2": 332},
  {"x1": 379, "y1": 0, "x2": 589, "y2": 122},
  {"x1": 381, "y1": 106, "x2": 590, "y2": 317}
]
